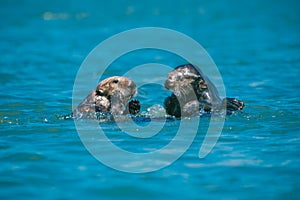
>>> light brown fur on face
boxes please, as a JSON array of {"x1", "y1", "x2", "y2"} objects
[
  {"x1": 95, "y1": 76, "x2": 136, "y2": 98},
  {"x1": 74, "y1": 76, "x2": 137, "y2": 116}
]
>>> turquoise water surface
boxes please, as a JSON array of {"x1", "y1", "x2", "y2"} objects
[{"x1": 1, "y1": 0, "x2": 300, "y2": 199}]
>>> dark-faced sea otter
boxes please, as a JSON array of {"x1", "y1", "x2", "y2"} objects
[{"x1": 164, "y1": 64, "x2": 244, "y2": 117}]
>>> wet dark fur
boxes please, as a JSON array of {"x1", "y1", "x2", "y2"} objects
[{"x1": 164, "y1": 64, "x2": 244, "y2": 117}]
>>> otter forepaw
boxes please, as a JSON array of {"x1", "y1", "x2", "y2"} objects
[
  {"x1": 164, "y1": 95, "x2": 181, "y2": 118},
  {"x1": 128, "y1": 99, "x2": 141, "y2": 115},
  {"x1": 223, "y1": 98, "x2": 245, "y2": 111}
]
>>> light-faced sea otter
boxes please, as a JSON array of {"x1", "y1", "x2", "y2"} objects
[{"x1": 73, "y1": 76, "x2": 140, "y2": 118}]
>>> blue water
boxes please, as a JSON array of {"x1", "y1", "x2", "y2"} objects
[{"x1": 1, "y1": 0, "x2": 300, "y2": 199}]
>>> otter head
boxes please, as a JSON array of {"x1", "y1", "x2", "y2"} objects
[
  {"x1": 164, "y1": 64, "x2": 207, "y2": 103},
  {"x1": 95, "y1": 76, "x2": 137, "y2": 99},
  {"x1": 74, "y1": 76, "x2": 137, "y2": 116},
  {"x1": 95, "y1": 76, "x2": 137, "y2": 115}
]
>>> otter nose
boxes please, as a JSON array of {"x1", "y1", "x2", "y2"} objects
[
  {"x1": 128, "y1": 80, "x2": 136, "y2": 89},
  {"x1": 164, "y1": 80, "x2": 170, "y2": 90},
  {"x1": 164, "y1": 79, "x2": 173, "y2": 90}
]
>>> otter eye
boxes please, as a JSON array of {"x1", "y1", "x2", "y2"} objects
[{"x1": 112, "y1": 79, "x2": 119, "y2": 84}]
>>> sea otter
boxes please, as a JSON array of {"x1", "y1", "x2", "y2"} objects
[
  {"x1": 73, "y1": 76, "x2": 140, "y2": 118},
  {"x1": 164, "y1": 64, "x2": 244, "y2": 117}
]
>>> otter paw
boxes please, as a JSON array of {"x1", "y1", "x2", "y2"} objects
[
  {"x1": 223, "y1": 98, "x2": 245, "y2": 111},
  {"x1": 128, "y1": 99, "x2": 141, "y2": 115},
  {"x1": 164, "y1": 95, "x2": 181, "y2": 118}
]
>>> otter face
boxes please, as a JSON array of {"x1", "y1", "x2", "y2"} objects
[
  {"x1": 75, "y1": 76, "x2": 137, "y2": 116},
  {"x1": 164, "y1": 65, "x2": 200, "y2": 102},
  {"x1": 95, "y1": 76, "x2": 137, "y2": 115},
  {"x1": 96, "y1": 76, "x2": 137, "y2": 101}
]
